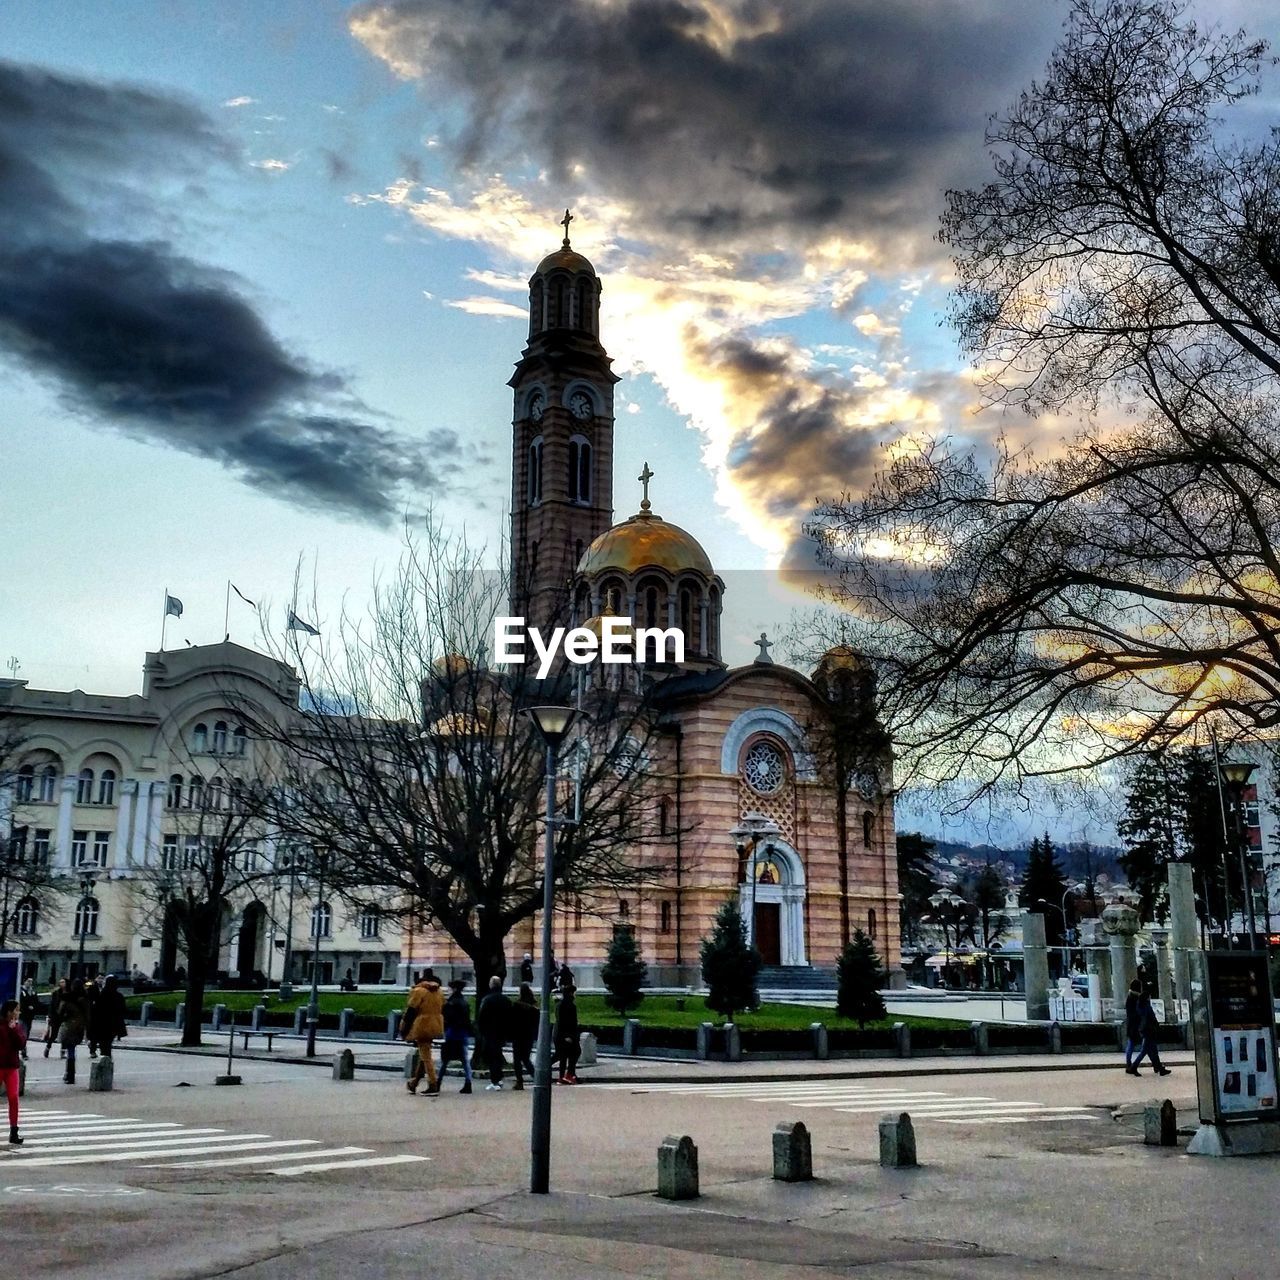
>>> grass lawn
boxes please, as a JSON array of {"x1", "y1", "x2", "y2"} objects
[{"x1": 125, "y1": 988, "x2": 965, "y2": 1031}]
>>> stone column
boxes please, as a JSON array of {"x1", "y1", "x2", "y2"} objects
[
  {"x1": 115, "y1": 780, "x2": 137, "y2": 866},
  {"x1": 1149, "y1": 925, "x2": 1175, "y2": 1015},
  {"x1": 55, "y1": 776, "x2": 75, "y2": 867},
  {"x1": 1168, "y1": 862, "x2": 1198, "y2": 1012},
  {"x1": 1103, "y1": 902, "x2": 1140, "y2": 1006},
  {"x1": 1021, "y1": 912, "x2": 1050, "y2": 1020}
]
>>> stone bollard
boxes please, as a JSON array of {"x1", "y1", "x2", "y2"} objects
[
  {"x1": 332, "y1": 1048, "x2": 355, "y2": 1081},
  {"x1": 387, "y1": 1010, "x2": 402, "y2": 1041},
  {"x1": 251, "y1": 1004, "x2": 266, "y2": 1031},
  {"x1": 1049, "y1": 1021, "x2": 1063, "y2": 1055},
  {"x1": 893, "y1": 1021, "x2": 911, "y2": 1059},
  {"x1": 773, "y1": 1120, "x2": 813, "y2": 1182},
  {"x1": 723, "y1": 1023, "x2": 742, "y2": 1063},
  {"x1": 1144, "y1": 1099, "x2": 1178, "y2": 1147},
  {"x1": 293, "y1": 1007, "x2": 306, "y2": 1035},
  {"x1": 18, "y1": 1059, "x2": 26, "y2": 1097},
  {"x1": 810, "y1": 1022, "x2": 829, "y2": 1061},
  {"x1": 339, "y1": 1008, "x2": 354, "y2": 1039},
  {"x1": 403, "y1": 1050, "x2": 417, "y2": 1080},
  {"x1": 578, "y1": 1031, "x2": 598, "y2": 1067},
  {"x1": 175, "y1": 1002, "x2": 185, "y2": 1030},
  {"x1": 89, "y1": 1056, "x2": 115, "y2": 1093},
  {"x1": 623, "y1": 1019, "x2": 641, "y2": 1056},
  {"x1": 657, "y1": 1134, "x2": 699, "y2": 1200},
  {"x1": 696, "y1": 1022, "x2": 714, "y2": 1060},
  {"x1": 970, "y1": 1021, "x2": 989, "y2": 1055},
  {"x1": 878, "y1": 1112, "x2": 917, "y2": 1168},
  {"x1": 211, "y1": 1003, "x2": 227, "y2": 1032},
  {"x1": 140, "y1": 1000, "x2": 154, "y2": 1027}
]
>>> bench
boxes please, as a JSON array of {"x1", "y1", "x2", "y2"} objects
[{"x1": 239, "y1": 1031, "x2": 277, "y2": 1053}]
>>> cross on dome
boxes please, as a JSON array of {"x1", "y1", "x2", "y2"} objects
[
  {"x1": 754, "y1": 632, "x2": 774, "y2": 664},
  {"x1": 560, "y1": 207, "x2": 574, "y2": 248},
  {"x1": 638, "y1": 461, "x2": 654, "y2": 512}
]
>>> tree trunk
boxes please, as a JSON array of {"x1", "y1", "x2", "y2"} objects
[{"x1": 179, "y1": 908, "x2": 219, "y2": 1048}]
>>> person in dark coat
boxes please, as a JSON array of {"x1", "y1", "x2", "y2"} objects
[
  {"x1": 18, "y1": 982, "x2": 37, "y2": 1058},
  {"x1": 83, "y1": 979, "x2": 101, "y2": 1058},
  {"x1": 555, "y1": 984, "x2": 580, "y2": 1084},
  {"x1": 92, "y1": 976, "x2": 128, "y2": 1059},
  {"x1": 1123, "y1": 979, "x2": 1143, "y2": 1073},
  {"x1": 1130, "y1": 992, "x2": 1171, "y2": 1077},
  {"x1": 59, "y1": 985, "x2": 87, "y2": 1084},
  {"x1": 44, "y1": 978, "x2": 67, "y2": 1058},
  {"x1": 512, "y1": 984, "x2": 539, "y2": 1088},
  {"x1": 476, "y1": 977, "x2": 512, "y2": 1090},
  {"x1": 519, "y1": 953, "x2": 534, "y2": 984},
  {"x1": 438, "y1": 979, "x2": 474, "y2": 1094}
]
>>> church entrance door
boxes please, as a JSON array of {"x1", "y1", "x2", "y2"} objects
[{"x1": 753, "y1": 902, "x2": 781, "y2": 965}]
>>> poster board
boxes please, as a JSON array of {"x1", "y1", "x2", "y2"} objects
[{"x1": 0, "y1": 951, "x2": 21, "y2": 1004}]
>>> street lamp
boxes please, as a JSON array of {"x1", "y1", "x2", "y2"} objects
[
  {"x1": 74, "y1": 870, "x2": 97, "y2": 982},
  {"x1": 522, "y1": 703, "x2": 578, "y2": 1196},
  {"x1": 928, "y1": 890, "x2": 964, "y2": 981},
  {"x1": 305, "y1": 850, "x2": 327, "y2": 1058},
  {"x1": 730, "y1": 813, "x2": 782, "y2": 949},
  {"x1": 1219, "y1": 759, "x2": 1259, "y2": 950},
  {"x1": 279, "y1": 848, "x2": 298, "y2": 1000}
]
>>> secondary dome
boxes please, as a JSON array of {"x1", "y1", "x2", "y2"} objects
[
  {"x1": 578, "y1": 510, "x2": 714, "y2": 578},
  {"x1": 535, "y1": 246, "x2": 597, "y2": 277}
]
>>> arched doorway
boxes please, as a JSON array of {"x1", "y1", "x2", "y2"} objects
[
  {"x1": 739, "y1": 841, "x2": 807, "y2": 966},
  {"x1": 236, "y1": 902, "x2": 265, "y2": 982}
]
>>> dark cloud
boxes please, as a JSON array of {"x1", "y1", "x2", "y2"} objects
[
  {"x1": 0, "y1": 59, "x2": 469, "y2": 522},
  {"x1": 353, "y1": 0, "x2": 1062, "y2": 258}
]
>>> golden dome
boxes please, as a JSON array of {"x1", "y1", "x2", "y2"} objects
[
  {"x1": 581, "y1": 610, "x2": 635, "y2": 641},
  {"x1": 535, "y1": 246, "x2": 596, "y2": 277},
  {"x1": 427, "y1": 708, "x2": 492, "y2": 738},
  {"x1": 815, "y1": 644, "x2": 867, "y2": 672},
  {"x1": 578, "y1": 510, "x2": 714, "y2": 578},
  {"x1": 432, "y1": 653, "x2": 472, "y2": 677}
]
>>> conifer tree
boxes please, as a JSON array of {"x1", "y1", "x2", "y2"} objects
[
  {"x1": 601, "y1": 925, "x2": 648, "y2": 1017},
  {"x1": 1019, "y1": 833, "x2": 1069, "y2": 946},
  {"x1": 837, "y1": 929, "x2": 886, "y2": 1028},
  {"x1": 1117, "y1": 750, "x2": 1181, "y2": 921},
  {"x1": 700, "y1": 899, "x2": 761, "y2": 1022}
]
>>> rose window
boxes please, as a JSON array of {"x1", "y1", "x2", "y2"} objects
[{"x1": 743, "y1": 741, "x2": 785, "y2": 794}]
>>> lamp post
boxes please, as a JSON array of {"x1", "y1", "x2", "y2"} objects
[
  {"x1": 1219, "y1": 760, "x2": 1259, "y2": 950},
  {"x1": 928, "y1": 890, "x2": 964, "y2": 982},
  {"x1": 305, "y1": 850, "x2": 326, "y2": 1057},
  {"x1": 279, "y1": 849, "x2": 298, "y2": 1000},
  {"x1": 75, "y1": 870, "x2": 97, "y2": 982},
  {"x1": 523, "y1": 703, "x2": 578, "y2": 1196},
  {"x1": 730, "y1": 814, "x2": 782, "y2": 950}
]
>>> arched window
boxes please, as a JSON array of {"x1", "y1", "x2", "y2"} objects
[
  {"x1": 660, "y1": 900, "x2": 672, "y2": 934},
  {"x1": 576, "y1": 278, "x2": 593, "y2": 333},
  {"x1": 530, "y1": 280, "x2": 545, "y2": 336},
  {"x1": 527, "y1": 436, "x2": 544, "y2": 504},
  {"x1": 96, "y1": 770, "x2": 116, "y2": 806},
  {"x1": 359, "y1": 906, "x2": 381, "y2": 940},
  {"x1": 207, "y1": 777, "x2": 224, "y2": 811},
  {"x1": 311, "y1": 901, "x2": 332, "y2": 939},
  {"x1": 167, "y1": 774, "x2": 183, "y2": 809},
  {"x1": 38, "y1": 765, "x2": 57, "y2": 803},
  {"x1": 232, "y1": 726, "x2": 248, "y2": 756},
  {"x1": 192, "y1": 723, "x2": 208, "y2": 752},
  {"x1": 74, "y1": 896, "x2": 100, "y2": 938},
  {"x1": 707, "y1": 587, "x2": 721, "y2": 656},
  {"x1": 75, "y1": 768, "x2": 94, "y2": 805},
  {"x1": 679, "y1": 588, "x2": 694, "y2": 648},
  {"x1": 553, "y1": 278, "x2": 567, "y2": 327},
  {"x1": 862, "y1": 810, "x2": 874, "y2": 848},
  {"x1": 868, "y1": 907, "x2": 878, "y2": 939},
  {"x1": 187, "y1": 776, "x2": 204, "y2": 810},
  {"x1": 658, "y1": 796, "x2": 671, "y2": 835},
  {"x1": 15, "y1": 765, "x2": 34, "y2": 803},
  {"x1": 645, "y1": 586, "x2": 659, "y2": 628},
  {"x1": 574, "y1": 897, "x2": 583, "y2": 929},
  {"x1": 228, "y1": 778, "x2": 243, "y2": 812},
  {"x1": 212, "y1": 722, "x2": 228, "y2": 754},
  {"x1": 14, "y1": 897, "x2": 37, "y2": 937},
  {"x1": 568, "y1": 436, "x2": 592, "y2": 504},
  {"x1": 618, "y1": 899, "x2": 630, "y2": 920}
]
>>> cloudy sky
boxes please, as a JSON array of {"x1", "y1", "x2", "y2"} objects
[{"x1": 2, "y1": 0, "x2": 1273, "y2": 841}]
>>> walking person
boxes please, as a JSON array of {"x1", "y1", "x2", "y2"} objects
[
  {"x1": 477, "y1": 976, "x2": 512, "y2": 1090},
  {"x1": 438, "y1": 978, "x2": 474, "y2": 1094},
  {"x1": 1130, "y1": 990, "x2": 1172, "y2": 1077},
  {"x1": 2, "y1": 1000, "x2": 27, "y2": 1145},
  {"x1": 59, "y1": 983, "x2": 87, "y2": 1084},
  {"x1": 555, "y1": 983, "x2": 580, "y2": 1084},
  {"x1": 401, "y1": 970, "x2": 445, "y2": 1096},
  {"x1": 18, "y1": 981, "x2": 38, "y2": 1059},
  {"x1": 44, "y1": 977, "x2": 67, "y2": 1058},
  {"x1": 93, "y1": 975, "x2": 128, "y2": 1058},
  {"x1": 512, "y1": 984, "x2": 539, "y2": 1090},
  {"x1": 83, "y1": 978, "x2": 101, "y2": 1058},
  {"x1": 519, "y1": 953, "x2": 534, "y2": 984},
  {"x1": 1123, "y1": 979, "x2": 1143, "y2": 1073}
]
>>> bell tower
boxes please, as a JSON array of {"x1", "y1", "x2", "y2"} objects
[{"x1": 509, "y1": 211, "x2": 618, "y2": 626}]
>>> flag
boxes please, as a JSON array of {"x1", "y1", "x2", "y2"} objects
[
  {"x1": 287, "y1": 610, "x2": 319, "y2": 636},
  {"x1": 165, "y1": 594, "x2": 184, "y2": 619},
  {"x1": 231, "y1": 583, "x2": 257, "y2": 610}
]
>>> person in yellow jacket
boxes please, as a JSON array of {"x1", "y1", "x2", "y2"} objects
[{"x1": 401, "y1": 970, "x2": 445, "y2": 1095}]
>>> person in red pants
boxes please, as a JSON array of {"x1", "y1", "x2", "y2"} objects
[{"x1": 1, "y1": 999, "x2": 27, "y2": 1145}]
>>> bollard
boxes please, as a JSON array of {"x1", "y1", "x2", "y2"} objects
[
  {"x1": 387, "y1": 1010, "x2": 402, "y2": 1041},
  {"x1": 657, "y1": 1134, "x2": 699, "y2": 1200},
  {"x1": 623, "y1": 1018, "x2": 641, "y2": 1056},
  {"x1": 810, "y1": 1022, "x2": 829, "y2": 1061},
  {"x1": 18, "y1": 1058, "x2": 26, "y2": 1097},
  {"x1": 970, "y1": 1021, "x2": 989, "y2": 1055},
  {"x1": 140, "y1": 1000, "x2": 154, "y2": 1027},
  {"x1": 1144, "y1": 1099, "x2": 1178, "y2": 1148},
  {"x1": 1049, "y1": 1021, "x2": 1063, "y2": 1055},
  {"x1": 332, "y1": 1048, "x2": 355, "y2": 1081},
  {"x1": 175, "y1": 1002, "x2": 185, "y2": 1030},
  {"x1": 724, "y1": 1023, "x2": 742, "y2": 1063},
  {"x1": 211, "y1": 1003, "x2": 227, "y2": 1032},
  {"x1": 88, "y1": 1056, "x2": 114, "y2": 1093},
  {"x1": 293, "y1": 1007, "x2": 306, "y2": 1035},
  {"x1": 251, "y1": 1004, "x2": 266, "y2": 1031},
  {"x1": 893, "y1": 1021, "x2": 911, "y2": 1059},
  {"x1": 578, "y1": 1031, "x2": 598, "y2": 1067},
  {"x1": 696, "y1": 1022, "x2": 714, "y2": 1060},
  {"x1": 403, "y1": 1050, "x2": 417, "y2": 1080},
  {"x1": 772, "y1": 1120, "x2": 813, "y2": 1182},
  {"x1": 339, "y1": 1008, "x2": 354, "y2": 1039},
  {"x1": 878, "y1": 1112, "x2": 917, "y2": 1168}
]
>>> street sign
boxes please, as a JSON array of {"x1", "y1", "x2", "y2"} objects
[
  {"x1": 0, "y1": 951, "x2": 21, "y2": 1003},
  {"x1": 1190, "y1": 951, "x2": 1278, "y2": 1126}
]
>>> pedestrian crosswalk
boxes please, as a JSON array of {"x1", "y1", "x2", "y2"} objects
[
  {"x1": 592, "y1": 1079, "x2": 1100, "y2": 1125},
  {"x1": 1, "y1": 1110, "x2": 430, "y2": 1176}
]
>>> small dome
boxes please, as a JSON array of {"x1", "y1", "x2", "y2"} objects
[
  {"x1": 535, "y1": 246, "x2": 597, "y2": 277},
  {"x1": 578, "y1": 510, "x2": 714, "y2": 578},
  {"x1": 814, "y1": 645, "x2": 868, "y2": 673},
  {"x1": 581, "y1": 611, "x2": 634, "y2": 641},
  {"x1": 432, "y1": 653, "x2": 472, "y2": 677}
]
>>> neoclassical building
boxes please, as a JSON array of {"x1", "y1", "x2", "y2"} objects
[{"x1": 414, "y1": 226, "x2": 902, "y2": 986}]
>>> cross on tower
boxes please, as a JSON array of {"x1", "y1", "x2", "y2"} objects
[
  {"x1": 638, "y1": 461, "x2": 654, "y2": 511},
  {"x1": 754, "y1": 632, "x2": 774, "y2": 663},
  {"x1": 561, "y1": 207, "x2": 574, "y2": 247}
]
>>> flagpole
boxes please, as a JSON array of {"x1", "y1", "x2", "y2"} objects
[
  {"x1": 224, "y1": 580, "x2": 231, "y2": 642},
  {"x1": 161, "y1": 588, "x2": 169, "y2": 653}
]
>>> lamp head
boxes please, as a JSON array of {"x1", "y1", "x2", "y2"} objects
[
  {"x1": 524, "y1": 704, "x2": 577, "y2": 749},
  {"x1": 1220, "y1": 760, "x2": 1256, "y2": 788}
]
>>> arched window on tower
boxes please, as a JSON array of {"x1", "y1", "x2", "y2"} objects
[
  {"x1": 553, "y1": 278, "x2": 568, "y2": 327},
  {"x1": 679, "y1": 587, "x2": 694, "y2": 650},
  {"x1": 708, "y1": 586, "x2": 721, "y2": 658},
  {"x1": 868, "y1": 907, "x2": 878, "y2": 939},
  {"x1": 530, "y1": 280, "x2": 545, "y2": 336},
  {"x1": 527, "y1": 436, "x2": 544, "y2": 504},
  {"x1": 576, "y1": 278, "x2": 593, "y2": 333},
  {"x1": 568, "y1": 436, "x2": 592, "y2": 504},
  {"x1": 862, "y1": 810, "x2": 874, "y2": 848},
  {"x1": 645, "y1": 585, "x2": 659, "y2": 628}
]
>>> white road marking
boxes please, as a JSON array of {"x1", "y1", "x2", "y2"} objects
[
  {"x1": 19, "y1": 1130, "x2": 229, "y2": 1153},
  {"x1": 157, "y1": 1145, "x2": 359, "y2": 1169},
  {"x1": 7, "y1": 1136, "x2": 277, "y2": 1166},
  {"x1": 269, "y1": 1154, "x2": 430, "y2": 1176}
]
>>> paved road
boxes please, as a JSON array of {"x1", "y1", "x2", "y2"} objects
[{"x1": 5, "y1": 1041, "x2": 1274, "y2": 1279}]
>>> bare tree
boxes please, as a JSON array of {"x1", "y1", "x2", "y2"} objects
[
  {"x1": 808, "y1": 0, "x2": 1280, "y2": 794},
  {"x1": 242, "y1": 521, "x2": 673, "y2": 997}
]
